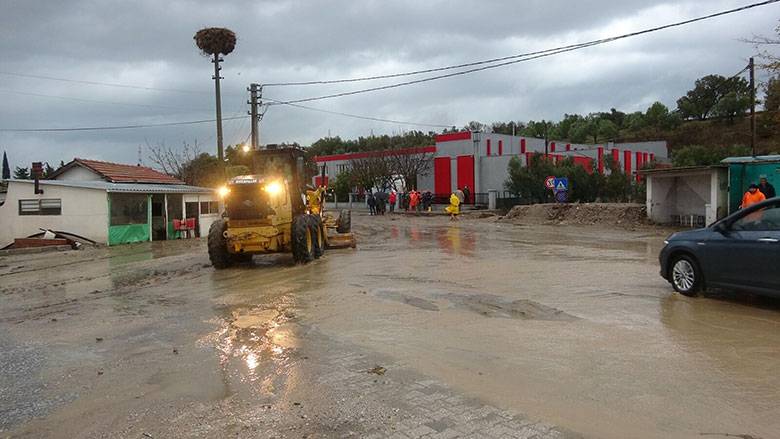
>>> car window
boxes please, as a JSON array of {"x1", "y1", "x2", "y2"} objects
[{"x1": 732, "y1": 204, "x2": 780, "y2": 231}]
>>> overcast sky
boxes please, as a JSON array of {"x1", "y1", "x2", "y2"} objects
[{"x1": 0, "y1": 0, "x2": 777, "y2": 169}]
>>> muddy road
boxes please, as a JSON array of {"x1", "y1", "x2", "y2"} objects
[{"x1": 1, "y1": 214, "x2": 778, "y2": 438}]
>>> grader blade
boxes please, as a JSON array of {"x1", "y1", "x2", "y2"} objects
[{"x1": 326, "y1": 232, "x2": 356, "y2": 249}]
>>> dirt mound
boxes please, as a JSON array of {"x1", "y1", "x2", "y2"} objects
[{"x1": 501, "y1": 203, "x2": 648, "y2": 227}]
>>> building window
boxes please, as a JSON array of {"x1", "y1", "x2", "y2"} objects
[
  {"x1": 19, "y1": 199, "x2": 62, "y2": 215},
  {"x1": 110, "y1": 193, "x2": 147, "y2": 225},
  {"x1": 200, "y1": 201, "x2": 219, "y2": 214}
]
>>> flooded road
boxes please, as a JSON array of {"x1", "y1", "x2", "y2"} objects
[{"x1": 1, "y1": 214, "x2": 778, "y2": 438}]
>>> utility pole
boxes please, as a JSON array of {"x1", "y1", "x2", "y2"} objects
[
  {"x1": 212, "y1": 54, "x2": 224, "y2": 162},
  {"x1": 249, "y1": 83, "x2": 259, "y2": 149},
  {"x1": 248, "y1": 83, "x2": 264, "y2": 150},
  {"x1": 749, "y1": 57, "x2": 756, "y2": 156}
]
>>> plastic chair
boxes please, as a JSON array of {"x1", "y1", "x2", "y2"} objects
[
  {"x1": 185, "y1": 218, "x2": 196, "y2": 238},
  {"x1": 172, "y1": 219, "x2": 183, "y2": 239}
]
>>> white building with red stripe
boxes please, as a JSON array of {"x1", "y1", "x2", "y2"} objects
[{"x1": 314, "y1": 131, "x2": 667, "y2": 197}]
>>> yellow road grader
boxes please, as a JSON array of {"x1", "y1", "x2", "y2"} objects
[{"x1": 207, "y1": 147, "x2": 354, "y2": 268}]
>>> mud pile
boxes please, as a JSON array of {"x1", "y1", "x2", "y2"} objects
[{"x1": 501, "y1": 203, "x2": 648, "y2": 227}]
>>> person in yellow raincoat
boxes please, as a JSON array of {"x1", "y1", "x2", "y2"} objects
[{"x1": 445, "y1": 192, "x2": 460, "y2": 220}]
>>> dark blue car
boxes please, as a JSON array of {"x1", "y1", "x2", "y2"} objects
[{"x1": 659, "y1": 197, "x2": 780, "y2": 297}]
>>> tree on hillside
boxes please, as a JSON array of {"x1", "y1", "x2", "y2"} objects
[
  {"x1": 13, "y1": 166, "x2": 30, "y2": 179},
  {"x1": 677, "y1": 75, "x2": 751, "y2": 121},
  {"x1": 677, "y1": 75, "x2": 725, "y2": 120},
  {"x1": 556, "y1": 114, "x2": 584, "y2": 140},
  {"x1": 569, "y1": 114, "x2": 617, "y2": 144},
  {"x1": 645, "y1": 102, "x2": 680, "y2": 131},
  {"x1": 2, "y1": 151, "x2": 9, "y2": 180},
  {"x1": 624, "y1": 111, "x2": 647, "y2": 132},
  {"x1": 711, "y1": 77, "x2": 752, "y2": 123},
  {"x1": 671, "y1": 144, "x2": 751, "y2": 167},
  {"x1": 762, "y1": 76, "x2": 780, "y2": 111}
]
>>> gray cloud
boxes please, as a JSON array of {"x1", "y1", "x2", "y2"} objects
[{"x1": 0, "y1": 0, "x2": 777, "y2": 169}]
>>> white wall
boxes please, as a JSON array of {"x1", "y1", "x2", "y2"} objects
[
  {"x1": 183, "y1": 193, "x2": 221, "y2": 237},
  {"x1": 0, "y1": 181, "x2": 109, "y2": 245},
  {"x1": 54, "y1": 166, "x2": 103, "y2": 181}
]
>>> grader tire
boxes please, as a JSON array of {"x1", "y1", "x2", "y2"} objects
[
  {"x1": 308, "y1": 215, "x2": 325, "y2": 258},
  {"x1": 336, "y1": 209, "x2": 352, "y2": 234},
  {"x1": 208, "y1": 219, "x2": 233, "y2": 269},
  {"x1": 292, "y1": 215, "x2": 314, "y2": 264}
]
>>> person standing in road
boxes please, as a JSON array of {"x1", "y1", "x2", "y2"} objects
[
  {"x1": 445, "y1": 191, "x2": 460, "y2": 220},
  {"x1": 740, "y1": 184, "x2": 767, "y2": 209},
  {"x1": 758, "y1": 176, "x2": 776, "y2": 199},
  {"x1": 388, "y1": 191, "x2": 396, "y2": 213},
  {"x1": 462, "y1": 185, "x2": 470, "y2": 204},
  {"x1": 367, "y1": 192, "x2": 377, "y2": 216},
  {"x1": 409, "y1": 190, "x2": 420, "y2": 213}
]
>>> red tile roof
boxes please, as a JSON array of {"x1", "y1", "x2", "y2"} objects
[{"x1": 51, "y1": 158, "x2": 184, "y2": 184}]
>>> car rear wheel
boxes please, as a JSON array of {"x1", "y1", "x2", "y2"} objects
[{"x1": 670, "y1": 255, "x2": 702, "y2": 296}]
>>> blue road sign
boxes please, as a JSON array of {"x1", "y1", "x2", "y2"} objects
[
  {"x1": 553, "y1": 177, "x2": 568, "y2": 192},
  {"x1": 555, "y1": 190, "x2": 568, "y2": 203}
]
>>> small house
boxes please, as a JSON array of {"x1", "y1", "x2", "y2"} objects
[{"x1": 0, "y1": 158, "x2": 220, "y2": 246}]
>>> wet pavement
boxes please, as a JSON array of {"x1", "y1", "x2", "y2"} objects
[{"x1": 0, "y1": 214, "x2": 778, "y2": 438}]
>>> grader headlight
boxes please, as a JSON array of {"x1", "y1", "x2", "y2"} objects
[
  {"x1": 264, "y1": 181, "x2": 283, "y2": 196},
  {"x1": 217, "y1": 186, "x2": 230, "y2": 198}
]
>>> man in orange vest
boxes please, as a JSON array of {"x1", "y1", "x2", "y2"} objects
[{"x1": 740, "y1": 184, "x2": 766, "y2": 209}]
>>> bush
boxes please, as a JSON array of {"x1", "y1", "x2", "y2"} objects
[{"x1": 505, "y1": 154, "x2": 643, "y2": 204}]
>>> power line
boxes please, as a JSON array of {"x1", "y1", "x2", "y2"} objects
[
  {"x1": 264, "y1": 0, "x2": 779, "y2": 104},
  {"x1": 0, "y1": 71, "x2": 246, "y2": 97},
  {"x1": 0, "y1": 115, "x2": 248, "y2": 133},
  {"x1": 0, "y1": 88, "x2": 212, "y2": 112},
  {"x1": 0, "y1": 71, "x2": 210, "y2": 94},
  {"x1": 263, "y1": 97, "x2": 452, "y2": 128},
  {"x1": 263, "y1": 0, "x2": 778, "y2": 88}
]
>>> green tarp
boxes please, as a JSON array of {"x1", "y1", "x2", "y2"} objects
[{"x1": 108, "y1": 224, "x2": 150, "y2": 246}]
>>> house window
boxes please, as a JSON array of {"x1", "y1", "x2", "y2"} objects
[
  {"x1": 200, "y1": 201, "x2": 219, "y2": 214},
  {"x1": 19, "y1": 199, "x2": 62, "y2": 215}
]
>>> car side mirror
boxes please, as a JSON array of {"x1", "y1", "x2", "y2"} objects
[{"x1": 714, "y1": 222, "x2": 729, "y2": 234}]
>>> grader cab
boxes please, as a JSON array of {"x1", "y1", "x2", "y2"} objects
[{"x1": 207, "y1": 147, "x2": 354, "y2": 269}]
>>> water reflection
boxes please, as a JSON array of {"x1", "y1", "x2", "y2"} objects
[
  {"x1": 390, "y1": 225, "x2": 477, "y2": 256},
  {"x1": 200, "y1": 301, "x2": 300, "y2": 394}
]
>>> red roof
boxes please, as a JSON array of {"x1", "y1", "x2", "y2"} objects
[{"x1": 50, "y1": 158, "x2": 184, "y2": 184}]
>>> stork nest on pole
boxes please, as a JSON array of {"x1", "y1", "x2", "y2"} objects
[{"x1": 194, "y1": 27, "x2": 236, "y2": 56}]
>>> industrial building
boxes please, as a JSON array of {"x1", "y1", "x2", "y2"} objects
[
  {"x1": 0, "y1": 158, "x2": 219, "y2": 246},
  {"x1": 314, "y1": 131, "x2": 668, "y2": 198}
]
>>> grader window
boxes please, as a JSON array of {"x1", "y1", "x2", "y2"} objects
[{"x1": 226, "y1": 184, "x2": 275, "y2": 220}]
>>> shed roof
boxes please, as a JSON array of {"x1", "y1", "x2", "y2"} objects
[
  {"x1": 639, "y1": 165, "x2": 727, "y2": 175},
  {"x1": 721, "y1": 155, "x2": 780, "y2": 164},
  {"x1": 9, "y1": 179, "x2": 214, "y2": 194},
  {"x1": 48, "y1": 158, "x2": 184, "y2": 184}
]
